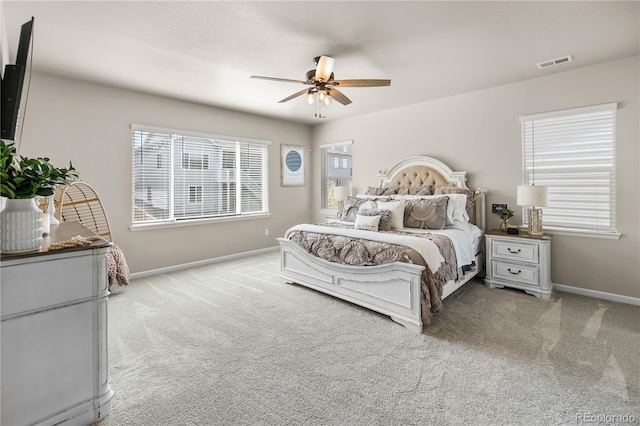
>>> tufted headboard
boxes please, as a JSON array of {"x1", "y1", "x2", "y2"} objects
[{"x1": 376, "y1": 156, "x2": 486, "y2": 230}]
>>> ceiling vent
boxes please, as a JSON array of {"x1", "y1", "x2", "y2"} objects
[{"x1": 537, "y1": 55, "x2": 573, "y2": 69}]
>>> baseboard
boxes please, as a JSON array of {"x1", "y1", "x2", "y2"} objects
[
  {"x1": 553, "y1": 283, "x2": 640, "y2": 307},
  {"x1": 129, "y1": 246, "x2": 279, "y2": 280}
]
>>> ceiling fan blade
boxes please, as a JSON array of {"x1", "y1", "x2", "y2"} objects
[
  {"x1": 315, "y1": 55, "x2": 335, "y2": 82},
  {"x1": 278, "y1": 88, "x2": 310, "y2": 103},
  {"x1": 328, "y1": 87, "x2": 352, "y2": 106},
  {"x1": 333, "y1": 79, "x2": 391, "y2": 87},
  {"x1": 251, "y1": 76, "x2": 308, "y2": 85}
]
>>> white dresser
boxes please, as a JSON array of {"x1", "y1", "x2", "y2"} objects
[
  {"x1": 484, "y1": 230, "x2": 552, "y2": 298},
  {"x1": 1, "y1": 222, "x2": 113, "y2": 425}
]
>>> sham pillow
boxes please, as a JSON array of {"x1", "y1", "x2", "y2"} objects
[
  {"x1": 354, "y1": 214, "x2": 381, "y2": 232},
  {"x1": 434, "y1": 187, "x2": 476, "y2": 224},
  {"x1": 403, "y1": 197, "x2": 448, "y2": 230},
  {"x1": 365, "y1": 186, "x2": 386, "y2": 196},
  {"x1": 376, "y1": 199, "x2": 405, "y2": 230},
  {"x1": 359, "y1": 208, "x2": 393, "y2": 231},
  {"x1": 411, "y1": 185, "x2": 434, "y2": 196},
  {"x1": 341, "y1": 197, "x2": 366, "y2": 222}
]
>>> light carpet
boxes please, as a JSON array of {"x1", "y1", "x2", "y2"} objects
[{"x1": 99, "y1": 251, "x2": 639, "y2": 425}]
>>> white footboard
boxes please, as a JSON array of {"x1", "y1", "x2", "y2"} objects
[{"x1": 278, "y1": 237, "x2": 425, "y2": 333}]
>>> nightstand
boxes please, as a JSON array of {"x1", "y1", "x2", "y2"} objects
[{"x1": 484, "y1": 230, "x2": 552, "y2": 298}]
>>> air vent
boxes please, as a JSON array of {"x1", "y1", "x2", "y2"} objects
[{"x1": 536, "y1": 55, "x2": 573, "y2": 69}]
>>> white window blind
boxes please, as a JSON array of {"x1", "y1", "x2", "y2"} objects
[
  {"x1": 132, "y1": 125, "x2": 269, "y2": 225},
  {"x1": 521, "y1": 103, "x2": 617, "y2": 234},
  {"x1": 321, "y1": 141, "x2": 353, "y2": 210}
]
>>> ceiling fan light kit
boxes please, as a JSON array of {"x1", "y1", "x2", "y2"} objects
[{"x1": 251, "y1": 55, "x2": 391, "y2": 118}]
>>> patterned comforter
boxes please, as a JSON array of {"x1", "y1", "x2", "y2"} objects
[{"x1": 287, "y1": 223, "x2": 458, "y2": 325}]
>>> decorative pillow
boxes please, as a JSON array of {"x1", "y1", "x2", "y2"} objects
[
  {"x1": 410, "y1": 185, "x2": 434, "y2": 196},
  {"x1": 358, "y1": 200, "x2": 379, "y2": 212},
  {"x1": 359, "y1": 208, "x2": 392, "y2": 231},
  {"x1": 354, "y1": 214, "x2": 381, "y2": 232},
  {"x1": 403, "y1": 197, "x2": 448, "y2": 230},
  {"x1": 376, "y1": 200, "x2": 405, "y2": 230},
  {"x1": 434, "y1": 187, "x2": 476, "y2": 224},
  {"x1": 380, "y1": 187, "x2": 397, "y2": 196},
  {"x1": 365, "y1": 186, "x2": 386, "y2": 196},
  {"x1": 341, "y1": 197, "x2": 366, "y2": 222}
]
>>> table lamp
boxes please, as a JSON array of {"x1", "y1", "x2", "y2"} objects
[
  {"x1": 333, "y1": 186, "x2": 350, "y2": 217},
  {"x1": 517, "y1": 185, "x2": 548, "y2": 236}
]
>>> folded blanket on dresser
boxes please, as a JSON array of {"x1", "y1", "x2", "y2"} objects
[{"x1": 286, "y1": 223, "x2": 457, "y2": 325}]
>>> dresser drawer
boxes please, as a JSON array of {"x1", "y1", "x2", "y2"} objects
[
  {"x1": 491, "y1": 239, "x2": 539, "y2": 264},
  {"x1": 491, "y1": 260, "x2": 539, "y2": 287}
]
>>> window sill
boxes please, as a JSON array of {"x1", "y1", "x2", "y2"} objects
[
  {"x1": 130, "y1": 212, "x2": 271, "y2": 231},
  {"x1": 522, "y1": 226, "x2": 621, "y2": 240}
]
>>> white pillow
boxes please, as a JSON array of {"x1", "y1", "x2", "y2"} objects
[
  {"x1": 357, "y1": 200, "x2": 378, "y2": 212},
  {"x1": 376, "y1": 199, "x2": 405, "y2": 230},
  {"x1": 354, "y1": 214, "x2": 381, "y2": 231},
  {"x1": 445, "y1": 193, "x2": 469, "y2": 224}
]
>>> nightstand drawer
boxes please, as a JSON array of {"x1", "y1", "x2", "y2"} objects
[
  {"x1": 491, "y1": 260, "x2": 539, "y2": 287},
  {"x1": 491, "y1": 240, "x2": 538, "y2": 264}
]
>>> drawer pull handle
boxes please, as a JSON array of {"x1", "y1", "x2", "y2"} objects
[
  {"x1": 507, "y1": 248, "x2": 521, "y2": 254},
  {"x1": 508, "y1": 268, "x2": 522, "y2": 275}
]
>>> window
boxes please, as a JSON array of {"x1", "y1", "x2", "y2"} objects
[
  {"x1": 321, "y1": 141, "x2": 353, "y2": 210},
  {"x1": 132, "y1": 124, "x2": 269, "y2": 226},
  {"x1": 521, "y1": 103, "x2": 617, "y2": 236},
  {"x1": 182, "y1": 153, "x2": 209, "y2": 170},
  {"x1": 188, "y1": 186, "x2": 202, "y2": 203}
]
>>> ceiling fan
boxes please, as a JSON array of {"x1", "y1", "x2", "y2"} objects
[{"x1": 251, "y1": 55, "x2": 390, "y2": 112}]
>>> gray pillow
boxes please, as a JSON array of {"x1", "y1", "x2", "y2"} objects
[
  {"x1": 341, "y1": 197, "x2": 366, "y2": 222},
  {"x1": 359, "y1": 209, "x2": 392, "y2": 231},
  {"x1": 403, "y1": 197, "x2": 448, "y2": 230}
]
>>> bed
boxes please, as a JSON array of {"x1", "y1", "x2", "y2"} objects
[{"x1": 277, "y1": 156, "x2": 486, "y2": 333}]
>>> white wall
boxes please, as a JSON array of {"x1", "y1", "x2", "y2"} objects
[
  {"x1": 18, "y1": 73, "x2": 313, "y2": 273},
  {"x1": 312, "y1": 56, "x2": 640, "y2": 299}
]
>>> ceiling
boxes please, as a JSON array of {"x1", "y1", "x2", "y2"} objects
[{"x1": 2, "y1": 1, "x2": 639, "y2": 125}]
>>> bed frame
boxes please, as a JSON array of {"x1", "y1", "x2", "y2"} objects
[{"x1": 278, "y1": 156, "x2": 486, "y2": 333}]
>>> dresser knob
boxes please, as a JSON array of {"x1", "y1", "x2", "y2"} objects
[
  {"x1": 507, "y1": 248, "x2": 521, "y2": 254},
  {"x1": 507, "y1": 268, "x2": 522, "y2": 275}
]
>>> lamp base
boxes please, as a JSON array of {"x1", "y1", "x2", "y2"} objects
[
  {"x1": 527, "y1": 207, "x2": 544, "y2": 236},
  {"x1": 337, "y1": 200, "x2": 345, "y2": 218}
]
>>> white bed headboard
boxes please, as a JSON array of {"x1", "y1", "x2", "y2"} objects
[{"x1": 376, "y1": 156, "x2": 487, "y2": 230}]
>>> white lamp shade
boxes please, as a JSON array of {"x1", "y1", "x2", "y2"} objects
[
  {"x1": 517, "y1": 185, "x2": 548, "y2": 207},
  {"x1": 315, "y1": 56, "x2": 335, "y2": 82},
  {"x1": 333, "y1": 186, "x2": 350, "y2": 200}
]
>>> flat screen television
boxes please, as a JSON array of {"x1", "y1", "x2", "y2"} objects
[{"x1": 1, "y1": 17, "x2": 34, "y2": 141}]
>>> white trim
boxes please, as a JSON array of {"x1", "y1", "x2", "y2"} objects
[
  {"x1": 129, "y1": 246, "x2": 279, "y2": 280},
  {"x1": 130, "y1": 212, "x2": 271, "y2": 231},
  {"x1": 554, "y1": 282, "x2": 640, "y2": 307},
  {"x1": 130, "y1": 123, "x2": 271, "y2": 146},
  {"x1": 543, "y1": 227, "x2": 621, "y2": 240},
  {"x1": 519, "y1": 102, "x2": 617, "y2": 122},
  {"x1": 319, "y1": 140, "x2": 353, "y2": 149}
]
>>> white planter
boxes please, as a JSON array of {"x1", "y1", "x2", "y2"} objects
[{"x1": 0, "y1": 198, "x2": 43, "y2": 253}]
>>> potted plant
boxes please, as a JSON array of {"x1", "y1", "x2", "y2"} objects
[
  {"x1": 0, "y1": 139, "x2": 78, "y2": 252},
  {"x1": 493, "y1": 207, "x2": 515, "y2": 232}
]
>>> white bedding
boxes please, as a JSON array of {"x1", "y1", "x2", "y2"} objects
[{"x1": 402, "y1": 222, "x2": 483, "y2": 267}]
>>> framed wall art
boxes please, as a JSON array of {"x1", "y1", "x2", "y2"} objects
[{"x1": 281, "y1": 144, "x2": 305, "y2": 186}]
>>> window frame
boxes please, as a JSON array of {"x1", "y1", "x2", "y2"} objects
[
  {"x1": 130, "y1": 123, "x2": 271, "y2": 231},
  {"x1": 520, "y1": 103, "x2": 620, "y2": 239},
  {"x1": 320, "y1": 140, "x2": 353, "y2": 214}
]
